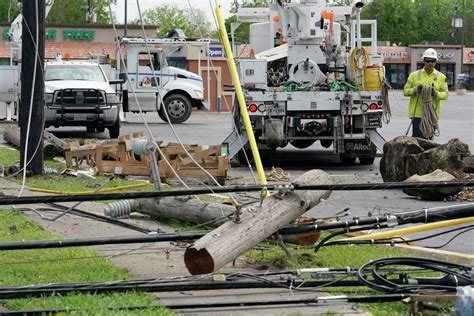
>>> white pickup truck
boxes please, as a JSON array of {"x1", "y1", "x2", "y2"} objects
[{"x1": 44, "y1": 60, "x2": 122, "y2": 138}]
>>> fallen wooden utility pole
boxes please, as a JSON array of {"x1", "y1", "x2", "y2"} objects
[
  {"x1": 130, "y1": 198, "x2": 320, "y2": 245},
  {"x1": 136, "y1": 198, "x2": 234, "y2": 226},
  {"x1": 3, "y1": 125, "x2": 62, "y2": 159},
  {"x1": 184, "y1": 169, "x2": 334, "y2": 275}
]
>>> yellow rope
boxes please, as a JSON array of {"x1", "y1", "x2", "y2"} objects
[
  {"x1": 419, "y1": 84, "x2": 440, "y2": 139},
  {"x1": 349, "y1": 47, "x2": 369, "y2": 90},
  {"x1": 28, "y1": 182, "x2": 152, "y2": 195}
]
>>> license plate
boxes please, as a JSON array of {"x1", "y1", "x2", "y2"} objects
[{"x1": 74, "y1": 114, "x2": 87, "y2": 121}]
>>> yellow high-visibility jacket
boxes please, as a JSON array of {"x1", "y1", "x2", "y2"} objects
[{"x1": 403, "y1": 68, "x2": 449, "y2": 119}]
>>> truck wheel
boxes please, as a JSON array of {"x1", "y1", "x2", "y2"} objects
[
  {"x1": 291, "y1": 140, "x2": 315, "y2": 149},
  {"x1": 359, "y1": 157, "x2": 375, "y2": 165},
  {"x1": 339, "y1": 153, "x2": 356, "y2": 165},
  {"x1": 320, "y1": 139, "x2": 333, "y2": 148},
  {"x1": 158, "y1": 107, "x2": 167, "y2": 122},
  {"x1": 108, "y1": 120, "x2": 120, "y2": 138},
  {"x1": 162, "y1": 94, "x2": 192, "y2": 124}
]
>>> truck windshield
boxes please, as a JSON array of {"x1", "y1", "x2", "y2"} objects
[{"x1": 45, "y1": 65, "x2": 106, "y2": 82}]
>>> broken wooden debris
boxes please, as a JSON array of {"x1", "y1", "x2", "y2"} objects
[
  {"x1": 61, "y1": 132, "x2": 229, "y2": 183},
  {"x1": 184, "y1": 169, "x2": 334, "y2": 275}
]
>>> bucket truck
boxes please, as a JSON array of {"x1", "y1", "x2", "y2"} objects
[{"x1": 228, "y1": 0, "x2": 389, "y2": 165}]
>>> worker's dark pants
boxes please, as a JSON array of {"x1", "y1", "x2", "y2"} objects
[
  {"x1": 412, "y1": 118, "x2": 424, "y2": 138},
  {"x1": 412, "y1": 118, "x2": 433, "y2": 140}
]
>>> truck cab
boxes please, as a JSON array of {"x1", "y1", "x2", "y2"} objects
[
  {"x1": 44, "y1": 60, "x2": 122, "y2": 138},
  {"x1": 118, "y1": 37, "x2": 209, "y2": 124}
]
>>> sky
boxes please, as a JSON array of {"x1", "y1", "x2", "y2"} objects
[{"x1": 111, "y1": 0, "x2": 233, "y2": 28}]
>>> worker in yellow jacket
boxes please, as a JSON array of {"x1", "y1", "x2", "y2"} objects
[{"x1": 403, "y1": 48, "x2": 449, "y2": 138}]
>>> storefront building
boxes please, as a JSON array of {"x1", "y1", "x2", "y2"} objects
[
  {"x1": 463, "y1": 47, "x2": 474, "y2": 90},
  {"x1": 378, "y1": 46, "x2": 410, "y2": 89},
  {"x1": 410, "y1": 45, "x2": 462, "y2": 91}
]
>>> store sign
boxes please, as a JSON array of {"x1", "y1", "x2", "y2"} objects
[
  {"x1": 207, "y1": 47, "x2": 223, "y2": 58},
  {"x1": 63, "y1": 29, "x2": 95, "y2": 40},
  {"x1": 419, "y1": 51, "x2": 454, "y2": 60},
  {"x1": 382, "y1": 51, "x2": 408, "y2": 59},
  {"x1": 2, "y1": 28, "x2": 95, "y2": 41}
]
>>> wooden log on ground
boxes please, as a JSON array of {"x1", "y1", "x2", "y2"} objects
[
  {"x1": 137, "y1": 197, "x2": 235, "y2": 226},
  {"x1": 3, "y1": 125, "x2": 62, "y2": 159},
  {"x1": 134, "y1": 198, "x2": 320, "y2": 245},
  {"x1": 184, "y1": 169, "x2": 334, "y2": 275}
]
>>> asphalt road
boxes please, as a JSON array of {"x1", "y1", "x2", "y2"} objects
[{"x1": 1, "y1": 91, "x2": 473, "y2": 255}]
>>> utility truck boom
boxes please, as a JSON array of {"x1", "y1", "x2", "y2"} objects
[{"x1": 228, "y1": 0, "x2": 389, "y2": 165}]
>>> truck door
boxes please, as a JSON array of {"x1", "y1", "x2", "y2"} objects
[{"x1": 128, "y1": 51, "x2": 164, "y2": 112}]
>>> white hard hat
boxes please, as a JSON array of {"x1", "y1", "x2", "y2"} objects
[{"x1": 422, "y1": 48, "x2": 438, "y2": 61}]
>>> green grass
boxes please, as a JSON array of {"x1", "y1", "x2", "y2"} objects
[
  {"x1": 0, "y1": 146, "x2": 152, "y2": 194},
  {"x1": 0, "y1": 210, "x2": 172, "y2": 315},
  {"x1": 0, "y1": 145, "x2": 21, "y2": 166},
  {"x1": 246, "y1": 233, "x2": 420, "y2": 316}
]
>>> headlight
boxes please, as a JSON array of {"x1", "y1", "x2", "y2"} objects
[
  {"x1": 194, "y1": 90, "x2": 203, "y2": 100},
  {"x1": 106, "y1": 93, "x2": 121, "y2": 104},
  {"x1": 44, "y1": 93, "x2": 54, "y2": 104}
]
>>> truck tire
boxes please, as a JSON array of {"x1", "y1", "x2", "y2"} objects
[
  {"x1": 320, "y1": 139, "x2": 333, "y2": 148},
  {"x1": 359, "y1": 157, "x2": 375, "y2": 165},
  {"x1": 108, "y1": 120, "x2": 120, "y2": 138},
  {"x1": 291, "y1": 140, "x2": 315, "y2": 149},
  {"x1": 161, "y1": 94, "x2": 192, "y2": 124}
]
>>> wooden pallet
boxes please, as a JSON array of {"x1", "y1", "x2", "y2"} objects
[
  {"x1": 158, "y1": 144, "x2": 229, "y2": 185},
  {"x1": 64, "y1": 139, "x2": 99, "y2": 168},
  {"x1": 95, "y1": 132, "x2": 150, "y2": 175},
  {"x1": 92, "y1": 134, "x2": 229, "y2": 184}
]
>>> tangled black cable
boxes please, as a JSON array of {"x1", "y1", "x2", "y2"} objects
[
  {"x1": 356, "y1": 257, "x2": 473, "y2": 293},
  {"x1": 313, "y1": 223, "x2": 390, "y2": 253}
]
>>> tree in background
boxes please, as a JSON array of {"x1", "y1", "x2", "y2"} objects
[
  {"x1": 362, "y1": 0, "x2": 474, "y2": 47},
  {"x1": 0, "y1": 0, "x2": 20, "y2": 23},
  {"x1": 47, "y1": 0, "x2": 114, "y2": 24},
  {"x1": 224, "y1": 0, "x2": 269, "y2": 44},
  {"x1": 0, "y1": 0, "x2": 115, "y2": 24},
  {"x1": 130, "y1": 4, "x2": 212, "y2": 38}
]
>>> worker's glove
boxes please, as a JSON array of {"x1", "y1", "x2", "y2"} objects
[
  {"x1": 431, "y1": 88, "x2": 438, "y2": 98},
  {"x1": 414, "y1": 85, "x2": 423, "y2": 95}
]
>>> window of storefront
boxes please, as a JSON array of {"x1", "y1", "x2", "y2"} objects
[
  {"x1": 416, "y1": 63, "x2": 455, "y2": 90},
  {"x1": 467, "y1": 65, "x2": 474, "y2": 90},
  {"x1": 385, "y1": 64, "x2": 410, "y2": 89}
]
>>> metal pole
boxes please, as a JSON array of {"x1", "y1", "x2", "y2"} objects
[
  {"x1": 460, "y1": 0, "x2": 465, "y2": 75},
  {"x1": 124, "y1": 0, "x2": 128, "y2": 36}
]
